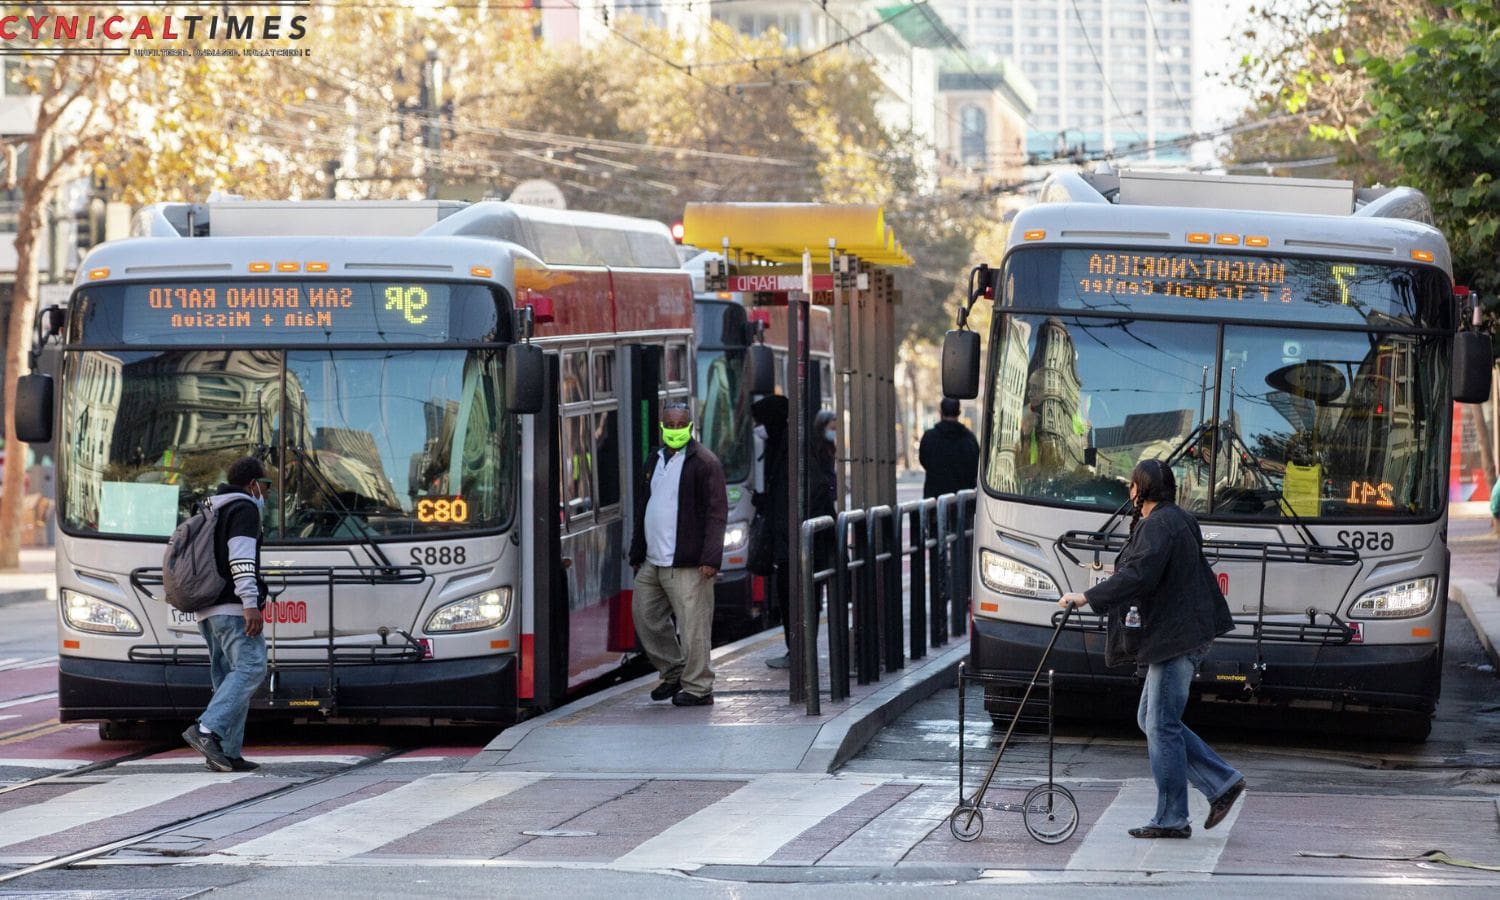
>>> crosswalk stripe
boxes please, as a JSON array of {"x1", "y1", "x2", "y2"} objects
[
  {"x1": 0, "y1": 773, "x2": 247, "y2": 849},
  {"x1": 204, "y1": 771, "x2": 544, "y2": 865},
  {"x1": 613, "y1": 773, "x2": 884, "y2": 869},
  {"x1": 0, "y1": 758, "x2": 80, "y2": 771},
  {"x1": 817, "y1": 784, "x2": 951, "y2": 866},
  {"x1": 1066, "y1": 778, "x2": 1243, "y2": 876}
]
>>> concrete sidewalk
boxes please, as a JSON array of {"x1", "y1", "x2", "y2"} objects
[
  {"x1": 1448, "y1": 501, "x2": 1500, "y2": 673},
  {"x1": 467, "y1": 620, "x2": 967, "y2": 776},
  {"x1": 0, "y1": 546, "x2": 56, "y2": 607}
]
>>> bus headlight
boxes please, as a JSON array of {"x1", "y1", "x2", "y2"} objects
[
  {"x1": 424, "y1": 588, "x2": 512, "y2": 633},
  {"x1": 61, "y1": 590, "x2": 142, "y2": 635},
  {"x1": 978, "y1": 550, "x2": 1061, "y2": 600},
  {"x1": 723, "y1": 521, "x2": 749, "y2": 553},
  {"x1": 1348, "y1": 577, "x2": 1437, "y2": 619}
]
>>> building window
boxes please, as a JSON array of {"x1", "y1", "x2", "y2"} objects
[{"x1": 960, "y1": 105, "x2": 988, "y2": 165}]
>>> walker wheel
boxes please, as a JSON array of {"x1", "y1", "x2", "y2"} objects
[
  {"x1": 949, "y1": 805, "x2": 984, "y2": 842},
  {"x1": 1022, "y1": 783, "x2": 1078, "y2": 844}
]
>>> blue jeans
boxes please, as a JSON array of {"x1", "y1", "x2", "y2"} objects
[
  {"x1": 1137, "y1": 644, "x2": 1242, "y2": 829},
  {"x1": 197, "y1": 613, "x2": 266, "y2": 759}
]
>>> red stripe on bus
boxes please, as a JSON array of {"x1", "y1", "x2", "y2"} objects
[{"x1": 518, "y1": 633, "x2": 535, "y2": 699}]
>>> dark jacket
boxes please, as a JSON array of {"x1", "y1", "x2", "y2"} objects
[
  {"x1": 1082, "y1": 503, "x2": 1233, "y2": 666},
  {"x1": 919, "y1": 420, "x2": 980, "y2": 498},
  {"x1": 629, "y1": 439, "x2": 728, "y2": 569}
]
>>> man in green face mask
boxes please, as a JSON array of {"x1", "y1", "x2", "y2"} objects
[{"x1": 628, "y1": 401, "x2": 728, "y2": 706}]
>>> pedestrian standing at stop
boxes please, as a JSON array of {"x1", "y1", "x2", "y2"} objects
[
  {"x1": 919, "y1": 397, "x2": 980, "y2": 499},
  {"x1": 629, "y1": 401, "x2": 728, "y2": 706},
  {"x1": 182, "y1": 457, "x2": 269, "y2": 773},
  {"x1": 1059, "y1": 459, "x2": 1246, "y2": 839}
]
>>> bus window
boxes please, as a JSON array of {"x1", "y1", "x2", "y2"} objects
[
  {"x1": 594, "y1": 410, "x2": 621, "y2": 509},
  {"x1": 530, "y1": 222, "x2": 585, "y2": 266},
  {"x1": 578, "y1": 226, "x2": 631, "y2": 267},
  {"x1": 562, "y1": 350, "x2": 589, "y2": 405},
  {"x1": 562, "y1": 413, "x2": 594, "y2": 520},
  {"x1": 665, "y1": 343, "x2": 687, "y2": 387},
  {"x1": 592, "y1": 349, "x2": 616, "y2": 398}
]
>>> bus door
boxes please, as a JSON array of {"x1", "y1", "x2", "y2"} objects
[
  {"x1": 611, "y1": 345, "x2": 662, "y2": 653},
  {"x1": 521, "y1": 352, "x2": 567, "y2": 709}
]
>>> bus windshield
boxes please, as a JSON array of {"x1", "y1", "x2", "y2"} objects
[
  {"x1": 59, "y1": 347, "x2": 515, "y2": 539},
  {"x1": 983, "y1": 314, "x2": 1449, "y2": 520},
  {"x1": 696, "y1": 348, "x2": 751, "y2": 484}
]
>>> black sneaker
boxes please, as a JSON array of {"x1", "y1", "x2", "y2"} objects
[
  {"x1": 1204, "y1": 778, "x2": 1247, "y2": 830},
  {"x1": 182, "y1": 724, "x2": 233, "y2": 772},
  {"x1": 764, "y1": 654, "x2": 790, "y2": 670},
  {"x1": 672, "y1": 691, "x2": 714, "y2": 707},
  {"x1": 223, "y1": 756, "x2": 261, "y2": 772},
  {"x1": 649, "y1": 680, "x2": 682, "y2": 701}
]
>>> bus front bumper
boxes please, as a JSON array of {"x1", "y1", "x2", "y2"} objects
[
  {"x1": 970, "y1": 616, "x2": 1440, "y2": 714},
  {"x1": 58, "y1": 654, "x2": 518, "y2": 723}
]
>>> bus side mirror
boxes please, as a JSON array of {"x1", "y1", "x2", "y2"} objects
[
  {"x1": 747, "y1": 344, "x2": 775, "y2": 396},
  {"x1": 1453, "y1": 332, "x2": 1493, "y2": 404},
  {"x1": 14, "y1": 373, "x2": 54, "y2": 443},
  {"x1": 942, "y1": 330, "x2": 980, "y2": 400},
  {"x1": 507, "y1": 343, "x2": 545, "y2": 414}
]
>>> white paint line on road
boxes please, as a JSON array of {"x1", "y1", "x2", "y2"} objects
[
  {"x1": 613, "y1": 773, "x2": 885, "y2": 870},
  {"x1": 0, "y1": 773, "x2": 247, "y2": 849},
  {"x1": 203, "y1": 771, "x2": 544, "y2": 865},
  {"x1": 818, "y1": 783, "x2": 951, "y2": 867},
  {"x1": 1066, "y1": 778, "x2": 1244, "y2": 877},
  {"x1": 123, "y1": 754, "x2": 368, "y2": 767},
  {"x1": 0, "y1": 692, "x2": 55, "y2": 710},
  {"x1": 0, "y1": 758, "x2": 83, "y2": 771}
]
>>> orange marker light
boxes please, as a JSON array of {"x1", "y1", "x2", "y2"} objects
[
  {"x1": 88, "y1": 267, "x2": 110, "y2": 280},
  {"x1": 1245, "y1": 235, "x2": 1270, "y2": 247},
  {"x1": 248, "y1": 261, "x2": 272, "y2": 273},
  {"x1": 1186, "y1": 232, "x2": 1211, "y2": 244},
  {"x1": 1215, "y1": 234, "x2": 1241, "y2": 245},
  {"x1": 63, "y1": 639, "x2": 80, "y2": 649},
  {"x1": 276, "y1": 261, "x2": 300, "y2": 273},
  {"x1": 978, "y1": 602, "x2": 999, "y2": 613},
  {"x1": 305, "y1": 261, "x2": 329, "y2": 273},
  {"x1": 1410, "y1": 249, "x2": 1435, "y2": 262},
  {"x1": 470, "y1": 265, "x2": 493, "y2": 278},
  {"x1": 490, "y1": 639, "x2": 511, "y2": 649},
  {"x1": 1023, "y1": 230, "x2": 1046, "y2": 241},
  {"x1": 1411, "y1": 627, "x2": 1432, "y2": 638}
]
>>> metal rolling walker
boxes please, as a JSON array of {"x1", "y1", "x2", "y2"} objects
[{"x1": 949, "y1": 605, "x2": 1079, "y2": 844}]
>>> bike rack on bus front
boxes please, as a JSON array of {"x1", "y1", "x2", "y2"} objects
[
  {"x1": 1053, "y1": 530, "x2": 1361, "y2": 697},
  {"x1": 130, "y1": 564, "x2": 429, "y2": 717}
]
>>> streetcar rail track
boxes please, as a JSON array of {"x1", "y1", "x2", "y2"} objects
[{"x1": 0, "y1": 744, "x2": 414, "y2": 884}]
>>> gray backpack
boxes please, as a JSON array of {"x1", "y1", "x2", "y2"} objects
[{"x1": 162, "y1": 499, "x2": 248, "y2": 613}]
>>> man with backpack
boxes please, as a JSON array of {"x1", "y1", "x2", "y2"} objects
[{"x1": 179, "y1": 457, "x2": 269, "y2": 772}]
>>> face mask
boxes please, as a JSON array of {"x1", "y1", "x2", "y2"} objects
[
  {"x1": 252, "y1": 494, "x2": 267, "y2": 513},
  {"x1": 824, "y1": 429, "x2": 837, "y2": 443},
  {"x1": 661, "y1": 424, "x2": 692, "y2": 450}
]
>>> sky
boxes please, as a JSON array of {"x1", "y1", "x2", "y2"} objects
[{"x1": 1191, "y1": 0, "x2": 1256, "y2": 165}]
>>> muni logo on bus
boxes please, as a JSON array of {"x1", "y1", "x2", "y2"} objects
[{"x1": 265, "y1": 599, "x2": 308, "y2": 625}]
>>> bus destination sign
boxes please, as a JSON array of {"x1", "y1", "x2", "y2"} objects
[
  {"x1": 119, "y1": 281, "x2": 453, "y2": 343},
  {"x1": 1078, "y1": 252, "x2": 1312, "y2": 304}
]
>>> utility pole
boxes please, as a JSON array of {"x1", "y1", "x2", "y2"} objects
[{"x1": 420, "y1": 42, "x2": 442, "y2": 200}]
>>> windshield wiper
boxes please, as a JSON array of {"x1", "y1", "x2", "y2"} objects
[
  {"x1": 1093, "y1": 417, "x2": 1217, "y2": 540},
  {"x1": 285, "y1": 443, "x2": 397, "y2": 571},
  {"x1": 1209, "y1": 417, "x2": 1324, "y2": 550}
]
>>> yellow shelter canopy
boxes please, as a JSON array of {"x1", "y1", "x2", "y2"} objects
[{"x1": 682, "y1": 203, "x2": 913, "y2": 267}]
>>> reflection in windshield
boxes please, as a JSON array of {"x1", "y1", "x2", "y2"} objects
[
  {"x1": 984, "y1": 315, "x2": 1447, "y2": 519},
  {"x1": 696, "y1": 348, "x2": 751, "y2": 484},
  {"x1": 60, "y1": 349, "x2": 513, "y2": 538}
]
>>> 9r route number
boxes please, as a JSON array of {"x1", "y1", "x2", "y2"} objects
[
  {"x1": 1336, "y1": 530, "x2": 1393, "y2": 551},
  {"x1": 410, "y1": 546, "x2": 467, "y2": 566}
]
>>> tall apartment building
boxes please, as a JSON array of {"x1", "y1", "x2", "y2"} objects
[{"x1": 932, "y1": 0, "x2": 1195, "y2": 163}]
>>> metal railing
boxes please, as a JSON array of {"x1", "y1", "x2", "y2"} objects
[{"x1": 794, "y1": 489, "x2": 977, "y2": 714}]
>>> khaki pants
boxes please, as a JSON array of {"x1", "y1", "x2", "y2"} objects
[{"x1": 632, "y1": 563, "x2": 715, "y2": 696}]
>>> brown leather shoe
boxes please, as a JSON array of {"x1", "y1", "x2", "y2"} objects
[
  {"x1": 1204, "y1": 778, "x2": 1246, "y2": 830},
  {"x1": 1128, "y1": 824, "x2": 1191, "y2": 839}
]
